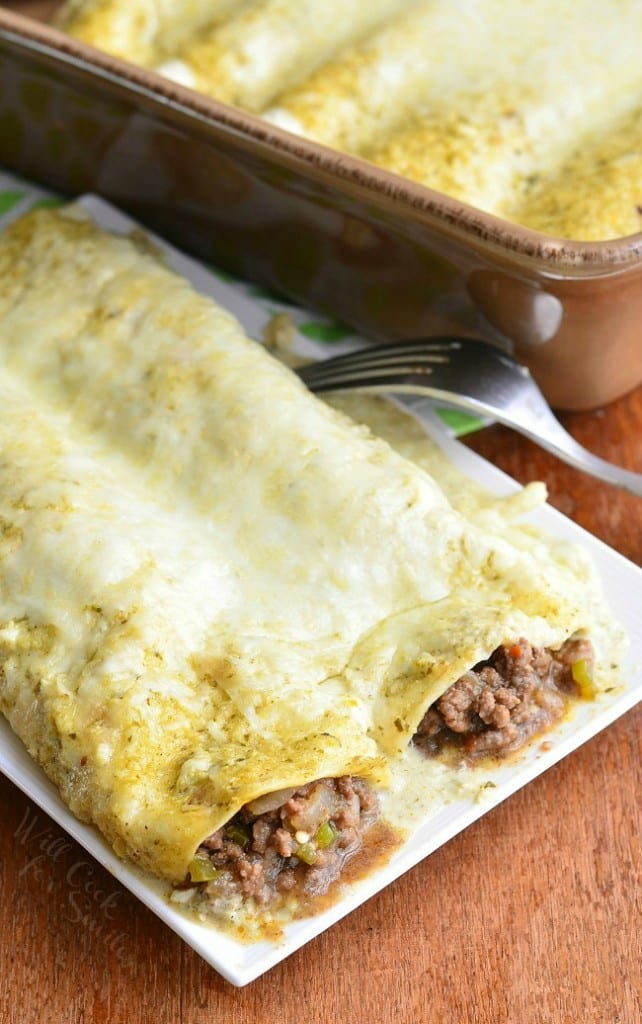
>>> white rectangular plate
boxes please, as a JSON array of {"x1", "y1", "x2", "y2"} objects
[{"x1": 1, "y1": 189, "x2": 641, "y2": 986}]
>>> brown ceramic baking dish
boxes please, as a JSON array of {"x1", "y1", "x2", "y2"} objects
[{"x1": 1, "y1": 1, "x2": 642, "y2": 409}]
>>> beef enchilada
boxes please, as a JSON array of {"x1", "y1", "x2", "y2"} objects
[{"x1": 0, "y1": 207, "x2": 622, "y2": 923}]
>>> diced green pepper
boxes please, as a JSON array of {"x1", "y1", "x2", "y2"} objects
[
  {"x1": 294, "y1": 842, "x2": 318, "y2": 866},
  {"x1": 224, "y1": 823, "x2": 251, "y2": 849},
  {"x1": 571, "y1": 658, "x2": 595, "y2": 697},
  {"x1": 315, "y1": 820, "x2": 338, "y2": 849},
  {"x1": 188, "y1": 855, "x2": 219, "y2": 883}
]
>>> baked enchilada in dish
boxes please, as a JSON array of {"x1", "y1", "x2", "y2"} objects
[
  {"x1": 0, "y1": 207, "x2": 623, "y2": 927},
  {"x1": 56, "y1": 0, "x2": 642, "y2": 240}
]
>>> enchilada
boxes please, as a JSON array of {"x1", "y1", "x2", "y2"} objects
[{"x1": 0, "y1": 207, "x2": 622, "y2": 920}]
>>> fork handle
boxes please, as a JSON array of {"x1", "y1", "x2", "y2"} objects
[{"x1": 495, "y1": 403, "x2": 642, "y2": 498}]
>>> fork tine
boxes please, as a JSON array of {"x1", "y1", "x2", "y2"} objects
[
  {"x1": 298, "y1": 342, "x2": 455, "y2": 384},
  {"x1": 308, "y1": 351, "x2": 450, "y2": 369},
  {"x1": 303, "y1": 339, "x2": 456, "y2": 368},
  {"x1": 300, "y1": 359, "x2": 444, "y2": 385},
  {"x1": 301, "y1": 370, "x2": 427, "y2": 389}
]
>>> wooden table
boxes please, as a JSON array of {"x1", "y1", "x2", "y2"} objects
[{"x1": 1, "y1": 385, "x2": 640, "y2": 1024}]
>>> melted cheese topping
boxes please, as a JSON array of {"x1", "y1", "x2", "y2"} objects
[
  {"x1": 56, "y1": 0, "x2": 240, "y2": 64},
  {"x1": 511, "y1": 104, "x2": 642, "y2": 241},
  {"x1": 267, "y1": 0, "x2": 501, "y2": 154},
  {"x1": 0, "y1": 208, "x2": 621, "y2": 882},
  {"x1": 58, "y1": 0, "x2": 642, "y2": 240},
  {"x1": 160, "y1": 0, "x2": 416, "y2": 113}
]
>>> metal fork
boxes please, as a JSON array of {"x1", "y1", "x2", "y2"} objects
[{"x1": 297, "y1": 338, "x2": 642, "y2": 497}]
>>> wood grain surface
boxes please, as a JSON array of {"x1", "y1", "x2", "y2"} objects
[{"x1": 1, "y1": 383, "x2": 640, "y2": 1023}]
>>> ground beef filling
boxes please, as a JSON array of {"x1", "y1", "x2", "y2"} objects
[
  {"x1": 187, "y1": 776, "x2": 379, "y2": 906},
  {"x1": 415, "y1": 636, "x2": 595, "y2": 758}
]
